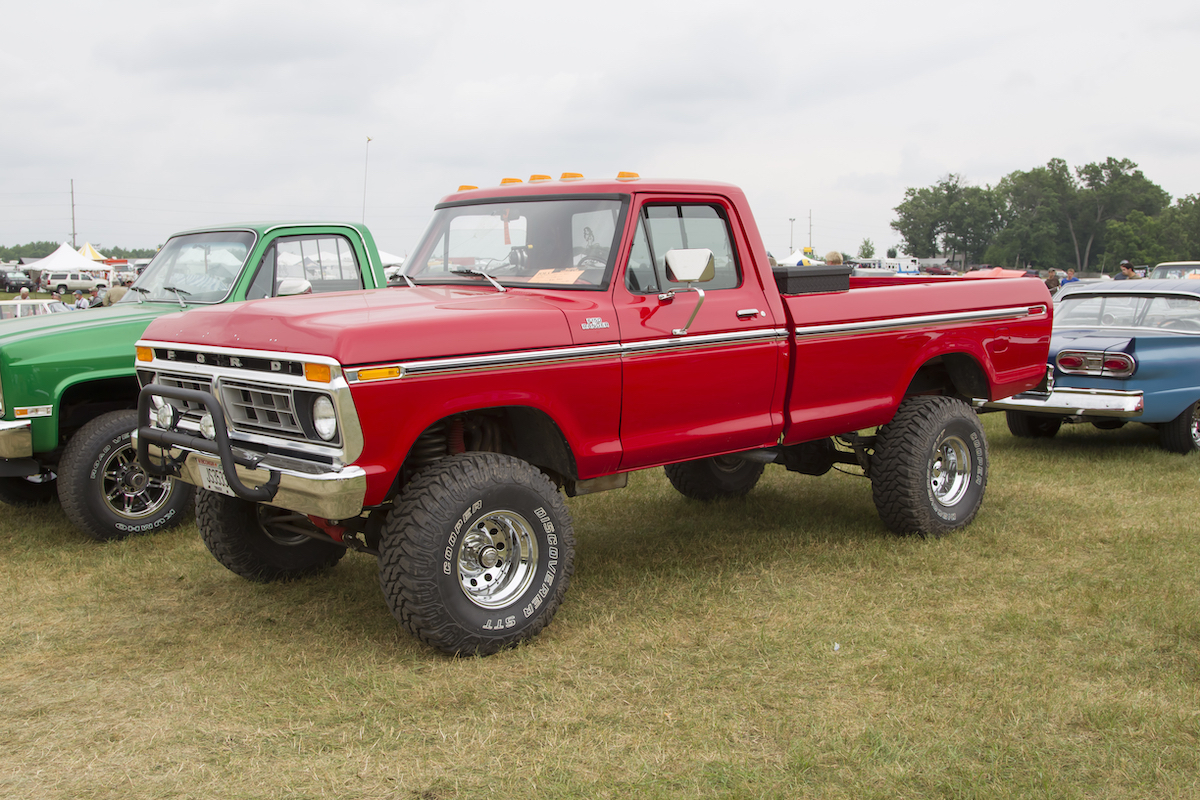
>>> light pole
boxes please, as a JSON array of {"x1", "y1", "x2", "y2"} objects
[{"x1": 789, "y1": 218, "x2": 795, "y2": 253}]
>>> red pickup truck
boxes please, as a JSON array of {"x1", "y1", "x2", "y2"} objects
[{"x1": 135, "y1": 176, "x2": 1051, "y2": 655}]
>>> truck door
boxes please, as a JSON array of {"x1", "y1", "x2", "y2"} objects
[{"x1": 615, "y1": 196, "x2": 783, "y2": 469}]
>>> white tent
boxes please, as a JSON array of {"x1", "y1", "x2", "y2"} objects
[
  {"x1": 378, "y1": 250, "x2": 405, "y2": 267},
  {"x1": 775, "y1": 250, "x2": 825, "y2": 267},
  {"x1": 32, "y1": 242, "x2": 106, "y2": 274}
]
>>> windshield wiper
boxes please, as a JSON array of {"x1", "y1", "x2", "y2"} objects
[
  {"x1": 451, "y1": 267, "x2": 506, "y2": 293},
  {"x1": 128, "y1": 285, "x2": 148, "y2": 304},
  {"x1": 161, "y1": 285, "x2": 192, "y2": 309}
]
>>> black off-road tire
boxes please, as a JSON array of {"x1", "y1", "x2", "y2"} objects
[
  {"x1": 1159, "y1": 401, "x2": 1200, "y2": 454},
  {"x1": 58, "y1": 410, "x2": 194, "y2": 541},
  {"x1": 195, "y1": 490, "x2": 346, "y2": 582},
  {"x1": 0, "y1": 473, "x2": 59, "y2": 506},
  {"x1": 379, "y1": 453, "x2": 575, "y2": 656},
  {"x1": 871, "y1": 396, "x2": 988, "y2": 537},
  {"x1": 664, "y1": 455, "x2": 765, "y2": 500},
  {"x1": 1091, "y1": 419, "x2": 1127, "y2": 431},
  {"x1": 1005, "y1": 410, "x2": 1062, "y2": 439}
]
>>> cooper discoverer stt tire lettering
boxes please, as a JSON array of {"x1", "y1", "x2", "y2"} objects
[
  {"x1": 871, "y1": 396, "x2": 988, "y2": 537},
  {"x1": 379, "y1": 452, "x2": 575, "y2": 656}
]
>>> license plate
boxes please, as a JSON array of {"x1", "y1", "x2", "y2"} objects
[{"x1": 196, "y1": 456, "x2": 235, "y2": 497}]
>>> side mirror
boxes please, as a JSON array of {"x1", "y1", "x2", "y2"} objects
[
  {"x1": 659, "y1": 249, "x2": 716, "y2": 336},
  {"x1": 664, "y1": 248, "x2": 715, "y2": 284},
  {"x1": 276, "y1": 277, "x2": 313, "y2": 297}
]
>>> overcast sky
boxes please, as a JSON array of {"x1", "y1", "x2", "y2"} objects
[{"x1": 2, "y1": 0, "x2": 1197, "y2": 260}]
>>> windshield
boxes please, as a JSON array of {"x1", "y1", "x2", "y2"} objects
[
  {"x1": 403, "y1": 197, "x2": 626, "y2": 289},
  {"x1": 1057, "y1": 293, "x2": 1200, "y2": 331},
  {"x1": 1150, "y1": 264, "x2": 1200, "y2": 279},
  {"x1": 120, "y1": 231, "x2": 256, "y2": 304}
]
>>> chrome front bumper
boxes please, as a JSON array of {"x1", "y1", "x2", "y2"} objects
[
  {"x1": 134, "y1": 384, "x2": 367, "y2": 521},
  {"x1": 0, "y1": 420, "x2": 32, "y2": 459},
  {"x1": 134, "y1": 431, "x2": 368, "y2": 520},
  {"x1": 984, "y1": 387, "x2": 1145, "y2": 418}
]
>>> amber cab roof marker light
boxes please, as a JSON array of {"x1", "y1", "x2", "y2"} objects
[
  {"x1": 560, "y1": 172, "x2": 584, "y2": 181},
  {"x1": 616, "y1": 171, "x2": 640, "y2": 181},
  {"x1": 529, "y1": 174, "x2": 552, "y2": 182},
  {"x1": 500, "y1": 177, "x2": 523, "y2": 185},
  {"x1": 457, "y1": 185, "x2": 478, "y2": 191}
]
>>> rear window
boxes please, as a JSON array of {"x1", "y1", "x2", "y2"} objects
[{"x1": 1057, "y1": 293, "x2": 1200, "y2": 331}]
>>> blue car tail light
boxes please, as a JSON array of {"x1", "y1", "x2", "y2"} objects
[{"x1": 1056, "y1": 350, "x2": 1136, "y2": 379}]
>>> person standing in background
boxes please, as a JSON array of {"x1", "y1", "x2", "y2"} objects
[{"x1": 103, "y1": 279, "x2": 128, "y2": 306}]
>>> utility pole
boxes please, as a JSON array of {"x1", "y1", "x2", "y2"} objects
[
  {"x1": 362, "y1": 136, "x2": 372, "y2": 223},
  {"x1": 789, "y1": 218, "x2": 795, "y2": 253},
  {"x1": 71, "y1": 179, "x2": 77, "y2": 248}
]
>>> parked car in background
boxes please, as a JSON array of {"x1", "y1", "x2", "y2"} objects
[
  {"x1": 922, "y1": 264, "x2": 955, "y2": 275},
  {"x1": 1149, "y1": 261, "x2": 1200, "y2": 280},
  {"x1": 3, "y1": 271, "x2": 34, "y2": 293},
  {"x1": 39, "y1": 271, "x2": 107, "y2": 294},
  {"x1": 986, "y1": 279, "x2": 1200, "y2": 452},
  {"x1": 0, "y1": 299, "x2": 74, "y2": 319}
]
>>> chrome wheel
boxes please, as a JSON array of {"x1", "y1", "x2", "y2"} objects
[
  {"x1": 456, "y1": 510, "x2": 538, "y2": 609},
  {"x1": 930, "y1": 434, "x2": 972, "y2": 507},
  {"x1": 100, "y1": 442, "x2": 174, "y2": 520}
]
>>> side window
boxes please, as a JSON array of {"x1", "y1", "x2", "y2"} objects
[
  {"x1": 247, "y1": 247, "x2": 276, "y2": 300},
  {"x1": 625, "y1": 219, "x2": 657, "y2": 293},
  {"x1": 626, "y1": 204, "x2": 741, "y2": 294},
  {"x1": 246, "y1": 234, "x2": 365, "y2": 300}
]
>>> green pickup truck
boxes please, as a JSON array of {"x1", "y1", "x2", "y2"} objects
[{"x1": 0, "y1": 222, "x2": 388, "y2": 540}]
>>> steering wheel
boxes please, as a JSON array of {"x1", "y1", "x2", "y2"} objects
[
  {"x1": 1101, "y1": 313, "x2": 1115, "y2": 325},
  {"x1": 577, "y1": 255, "x2": 607, "y2": 269}
]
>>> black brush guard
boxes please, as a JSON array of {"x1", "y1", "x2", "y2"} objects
[{"x1": 136, "y1": 384, "x2": 281, "y2": 503}]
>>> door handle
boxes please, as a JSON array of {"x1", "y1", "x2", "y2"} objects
[{"x1": 736, "y1": 308, "x2": 761, "y2": 319}]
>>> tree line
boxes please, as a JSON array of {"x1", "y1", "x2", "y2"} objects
[
  {"x1": 0, "y1": 242, "x2": 158, "y2": 262},
  {"x1": 890, "y1": 157, "x2": 1199, "y2": 273}
]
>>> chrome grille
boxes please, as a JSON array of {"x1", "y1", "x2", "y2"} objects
[
  {"x1": 157, "y1": 372, "x2": 213, "y2": 421},
  {"x1": 219, "y1": 380, "x2": 304, "y2": 438}
]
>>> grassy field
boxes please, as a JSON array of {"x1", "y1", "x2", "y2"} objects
[{"x1": 1, "y1": 413, "x2": 1198, "y2": 799}]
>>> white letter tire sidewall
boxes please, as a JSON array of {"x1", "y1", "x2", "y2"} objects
[{"x1": 380, "y1": 453, "x2": 575, "y2": 656}]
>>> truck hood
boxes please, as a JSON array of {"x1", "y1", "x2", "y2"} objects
[
  {"x1": 0, "y1": 301, "x2": 168, "y2": 344},
  {"x1": 140, "y1": 287, "x2": 578, "y2": 366},
  {"x1": 0, "y1": 302, "x2": 177, "y2": 371}
]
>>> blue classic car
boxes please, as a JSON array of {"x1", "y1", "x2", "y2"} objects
[{"x1": 985, "y1": 279, "x2": 1200, "y2": 453}]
